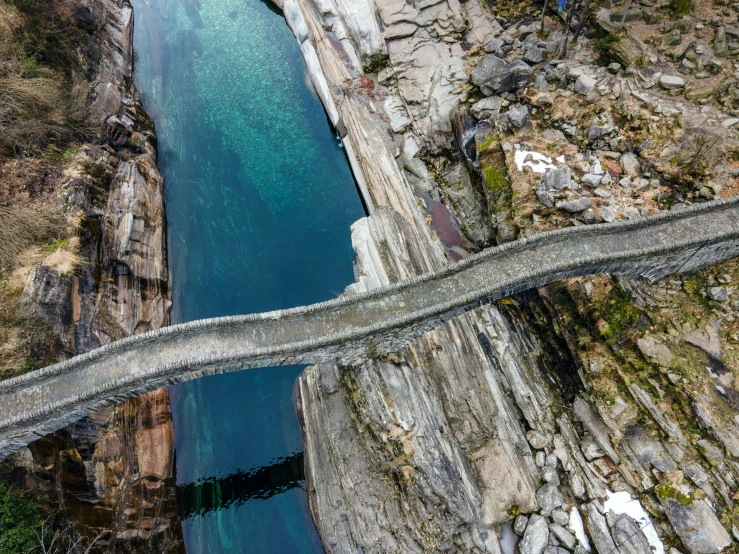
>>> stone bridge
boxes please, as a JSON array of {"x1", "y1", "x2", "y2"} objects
[{"x1": 1, "y1": 197, "x2": 739, "y2": 459}]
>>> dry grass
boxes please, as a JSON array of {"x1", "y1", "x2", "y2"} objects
[
  {"x1": 0, "y1": 203, "x2": 69, "y2": 271},
  {"x1": 0, "y1": 0, "x2": 93, "y2": 157}
]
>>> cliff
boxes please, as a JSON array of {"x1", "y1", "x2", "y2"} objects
[
  {"x1": 0, "y1": 0, "x2": 181, "y2": 550},
  {"x1": 277, "y1": 0, "x2": 739, "y2": 551}
]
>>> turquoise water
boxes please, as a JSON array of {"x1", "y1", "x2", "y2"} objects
[{"x1": 130, "y1": 0, "x2": 364, "y2": 550}]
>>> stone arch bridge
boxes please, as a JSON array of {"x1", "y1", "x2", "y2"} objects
[{"x1": 1, "y1": 197, "x2": 739, "y2": 459}]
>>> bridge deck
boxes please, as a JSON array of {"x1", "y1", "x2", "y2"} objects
[{"x1": 1, "y1": 197, "x2": 739, "y2": 457}]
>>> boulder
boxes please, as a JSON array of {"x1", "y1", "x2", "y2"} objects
[
  {"x1": 575, "y1": 74, "x2": 597, "y2": 95},
  {"x1": 601, "y1": 206, "x2": 617, "y2": 222},
  {"x1": 549, "y1": 524, "x2": 576, "y2": 550},
  {"x1": 556, "y1": 198, "x2": 591, "y2": 213},
  {"x1": 485, "y1": 38, "x2": 506, "y2": 56},
  {"x1": 536, "y1": 483, "x2": 564, "y2": 513},
  {"x1": 707, "y1": 286, "x2": 727, "y2": 301},
  {"x1": 620, "y1": 152, "x2": 641, "y2": 175},
  {"x1": 551, "y1": 509, "x2": 569, "y2": 526},
  {"x1": 714, "y1": 26, "x2": 727, "y2": 55},
  {"x1": 582, "y1": 173, "x2": 603, "y2": 187},
  {"x1": 526, "y1": 430, "x2": 551, "y2": 449},
  {"x1": 588, "y1": 112, "x2": 615, "y2": 141},
  {"x1": 514, "y1": 514, "x2": 530, "y2": 535},
  {"x1": 586, "y1": 504, "x2": 618, "y2": 554},
  {"x1": 471, "y1": 56, "x2": 533, "y2": 95},
  {"x1": 520, "y1": 514, "x2": 550, "y2": 554},
  {"x1": 637, "y1": 335, "x2": 674, "y2": 367},
  {"x1": 522, "y1": 43, "x2": 548, "y2": 64},
  {"x1": 470, "y1": 96, "x2": 503, "y2": 119},
  {"x1": 508, "y1": 106, "x2": 530, "y2": 128},
  {"x1": 496, "y1": 220, "x2": 517, "y2": 244},
  {"x1": 611, "y1": 7, "x2": 643, "y2": 22},
  {"x1": 610, "y1": 514, "x2": 653, "y2": 554},
  {"x1": 661, "y1": 495, "x2": 732, "y2": 554},
  {"x1": 660, "y1": 75, "x2": 686, "y2": 90},
  {"x1": 542, "y1": 167, "x2": 572, "y2": 190},
  {"x1": 536, "y1": 186, "x2": 556, "y2": 208}
]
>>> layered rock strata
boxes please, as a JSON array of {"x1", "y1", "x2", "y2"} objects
[
  {"x1": 2, "y1": 0, "x2": 181, "y2": 550},
  {"x1": 278, "y1": 0, "x2": 739, "y2": 552}
]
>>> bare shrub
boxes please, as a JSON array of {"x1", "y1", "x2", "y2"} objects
[
  {"x1": 35, "y1": 521, "x2": 103, "y2": 554},
  {"x1": 662, "y1": 125, "x2": 729, "y2": 179},
  {"x1": 0, "y1": 204, "x2": 67, "y2": 271}
]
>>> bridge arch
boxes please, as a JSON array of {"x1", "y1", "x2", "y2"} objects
[{"x1": 1, "y1": 197, "x2": 738, "y2": 458}]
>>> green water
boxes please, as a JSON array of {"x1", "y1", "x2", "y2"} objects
[{"x1": 130, "y1": 0, "x2": 364, "y2": 550}]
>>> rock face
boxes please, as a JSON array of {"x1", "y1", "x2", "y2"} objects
[
  {"x1": 520, "y1": 514, "x2": 550, "y2": 554},
  {"x1": 4, "y1": 0, "x2": 180, "y2": 550},
  {"x1": 278, "y1": 0, "x2": 739, "y2": 551},
  {"x1": 472, "y1": 56, "x2": 533, "y2": 96},
  {"x1": 440, "y1": 163, "x2": 494, "y2": 247}
]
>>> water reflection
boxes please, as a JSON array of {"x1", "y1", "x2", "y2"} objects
[{"x1": 178, "y1": 452, "x2": 305, "y2": 518}]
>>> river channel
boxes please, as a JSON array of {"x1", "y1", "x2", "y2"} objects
[{"x1": 131, "y1": 0, "x2": 365, "y2": 550}]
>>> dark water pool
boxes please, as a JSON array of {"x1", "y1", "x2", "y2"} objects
[{"x1": 130, "y1": 0, "x2": 364, "y2": 550}]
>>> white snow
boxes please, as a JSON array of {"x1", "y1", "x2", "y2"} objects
[
  {"x1": 498, "y1": 520, "x2": 520, "y2": 554},
  {"x1": 569, "y1": 506, "x2": 591, "y2": 552},
  {"x1": 514, "y1": 150, "x2": 556, "y2": 173},
  {"x1": 556, "y1": 155, "x2": 566, "y2": 163},
  {"x1": 603, "y1": 490, "x2": 665, "y2": 554}
]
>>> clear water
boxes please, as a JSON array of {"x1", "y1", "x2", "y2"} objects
[{"x1": 130, "y1": 0, "x2": 365, "y2": 550}]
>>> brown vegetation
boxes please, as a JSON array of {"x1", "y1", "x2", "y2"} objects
[
  {"x1": 0, "y1": 204, "x2": 68, "y2": 271},
  {"x1": 0, "y1": 0, "x2": 92, "y2": 157}
]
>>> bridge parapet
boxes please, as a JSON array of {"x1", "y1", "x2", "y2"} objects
[{"x1": 0, "y1": 197, "x2": 738, "y2": 459}]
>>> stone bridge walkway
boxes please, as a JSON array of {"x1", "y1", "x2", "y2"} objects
[{"x1": 1, "y1": 197, "x2": 739, "y2": 458}]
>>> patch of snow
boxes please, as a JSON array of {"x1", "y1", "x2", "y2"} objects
[
  {"x1": 556, "y1": 155, "x2": 566, "y2": 163},
  {"x1": 569, "y1": 506, "x2": 591, "y2": 552},
  {"x1": 498, "y1": 520, "x2": 520, "y2": 554},
  {"x1": 514, "y1": 150, "x2": 556, "y2": 173},
  {"x1": 603, "y1": 490, "x2": 665, "y2": 554}
]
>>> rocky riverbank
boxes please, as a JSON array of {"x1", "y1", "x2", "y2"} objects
[
  {"x1": 0, "y1": 0, "x2": 181, "y2": 550},
  {"x1": 277, "y1": 0, "x2": 739, "y2": 551}
]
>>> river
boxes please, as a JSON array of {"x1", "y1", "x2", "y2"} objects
[{"x1": 130, "y1": 0, "x2": 365, "y2": 550}]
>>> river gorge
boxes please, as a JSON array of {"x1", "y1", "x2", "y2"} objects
[
  {"x1": 2, "y1": 0, "x2": 739, "y2": 551},
  {"x1": 131, "y1": 0, "x2": 364, "y2": 550}
]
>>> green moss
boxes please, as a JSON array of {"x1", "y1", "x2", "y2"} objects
[
  {"x1": 62, "y1": 146, "x2": 78, "y2": 160},
  {"x1": 479, "y1": 135, "x2": 495, "y2": 151},
  {"x1": 596, "y1": 33, "x2": 621, "y2": 54},
  {"x1": 483, "y1": 166, "x2": 508, "y2": 193},
  {"x1": 655, "y1": 484, "x2": 694, "y2": 505},
  {"x1": 363, "y1": 54, "x2": 389, "y2": 74},
  {"x1": 596, "y1": 287, "x2": 641, "y2": 341},
  {"x1": 0, "y1": 484, "x2": 47, "y2": 554},
  {"x1": 507, "y1": 505, "x2": 520, "y2": 517},
  {"x1": 669, "y1": 0, "x2": 693, "y2": 14},
  {"x1": 20, "y1": 358, "x2": 45, "y2": 374},
  {"x1": 42, "y1": 238, "x2": 68, "y2": 253}
]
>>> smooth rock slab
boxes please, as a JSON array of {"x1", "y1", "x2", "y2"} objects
[
  {"x1": 575, "y1": 74, "x2": 597, "y2": 95},
  {"x1": 660, "y1": 75, "x2": 686, "y2": 90},
  {"x1": 660, "y1": 497, "x2": 731, "y2": 554},
  {"x1": 521, "y1": 514, "x2": 550, "y2": 554},
  {"x1": 557, "y1": 198, "x2": 592, "y2": 213},
  {"x1": 536, "y1": 483, "x2": 564, "y2": 513}
]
